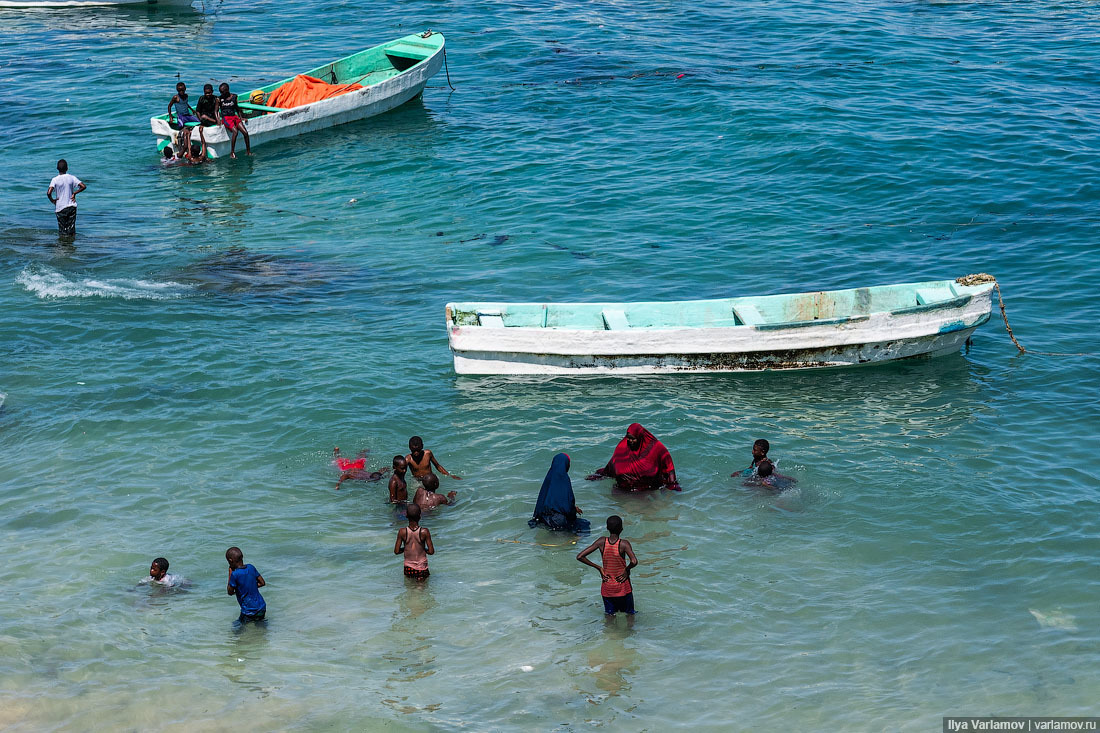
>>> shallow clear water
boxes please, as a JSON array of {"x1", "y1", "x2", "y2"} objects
[{"x1": 1, "y1": 0, "x2": 1099, "y2": 729}]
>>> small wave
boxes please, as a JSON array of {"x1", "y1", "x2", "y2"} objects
[{"x1": 16, "y1": 265, "x2": 193, "y2": 301}]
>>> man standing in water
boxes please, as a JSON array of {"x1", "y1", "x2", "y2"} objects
[{"x1": 46, "y1": 159, "x2": 86, "y2": 236}]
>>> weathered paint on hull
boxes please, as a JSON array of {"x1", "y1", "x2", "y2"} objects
[
  {"x1": 447, "y1": 281, "x2": 994, "y2": 375},
  {"x1": 452, "y1": 328, "x2": 982, "y2": 375},
  {"x1": 150, "y1": 43, "x2": 443, "y2": 158}
]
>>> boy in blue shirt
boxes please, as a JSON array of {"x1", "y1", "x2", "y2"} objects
[{"x1": 226, "y1": 546, "x2": 266, "y2": 622}]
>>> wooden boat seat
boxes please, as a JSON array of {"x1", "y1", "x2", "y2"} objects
[
  {"x1": 915, "y1": 287, "x2": 953, "y2": 305},
  {"x1": 385, "y1": 43, "x2": 432, "y2": 60},
  {"x1": 602, "y1": 309, "x2": 630, "y2": 330},
  {"x1": 733, "y1": 304, "x2": 765, "y2": 326},
  {"x1": 477, "y1": 311, "x2": 505, "y2": 328}
]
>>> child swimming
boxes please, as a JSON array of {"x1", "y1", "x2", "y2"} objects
[
  {"x1": 140, "y1": 557, "x2": 182, "y2": 587},
  {"x1": 334, "y1": 446, "x2": 389, "y2": 489},
  {"x1": 413, "y1": 472, "x2": 456, "y2": 510},
  {"x1": 742, "y1": 458, "x2": 798, "y2": 490},
  {"x1": 732, "y1": 438, "x2": 771, "y2": 477}
]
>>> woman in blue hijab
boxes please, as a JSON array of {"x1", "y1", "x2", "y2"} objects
[{"x1": 529, "y1": 453, "x2": 589, "y2": 531}]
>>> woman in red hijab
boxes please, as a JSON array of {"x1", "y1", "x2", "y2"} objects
[{"x1": 587, "y1": 423, "x2": 680, "y2": 491}]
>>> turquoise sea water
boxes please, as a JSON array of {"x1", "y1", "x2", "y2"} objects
[{"x1": 2, "y1": 0, "x2": 1099, "y2": 729}]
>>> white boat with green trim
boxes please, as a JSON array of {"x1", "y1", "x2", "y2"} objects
[
  {"x1": 149, "y1": 31, "x2": 444, "y2": 158},
  {"x1": 445, "y1": 277, "x2": 995, "y2": 375}
]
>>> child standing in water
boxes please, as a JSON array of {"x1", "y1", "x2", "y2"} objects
[
  {"x1": 226, "y1": 546, "x2": 266, "y2": 622},
  {"x1": 406, "y1": 436, "x2": 462, "y2": 482},
  {"x1": 394, "y1": 503, "x2": 434, "y2": 580},
  {"x1": 389, "y1": 455, "x2": 409, "y2": 503},
  {"x1": 577, "y1": 515, "x2": 639, "y2": 616}
]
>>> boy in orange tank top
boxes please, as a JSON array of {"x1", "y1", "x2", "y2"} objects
[{"x1": 577, "y1": 515, "x2": 638, "y2": 615}]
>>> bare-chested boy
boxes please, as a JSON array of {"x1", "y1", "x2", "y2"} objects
[
  {"x1": 413, "y1": 472, "x2": 456, "y2": 510},
  {"x1": 405, "y1": 436, "x2": 462, "y2": 482},
  {"x1": 732, "y1": 438, "x2": 771, "y2": 477},
  {"x1": 389, "y1": 455, "x2": 409, "y2": 503},
  {"x1": 743, "y1": 458, "x2": 797, "y2": 490}
]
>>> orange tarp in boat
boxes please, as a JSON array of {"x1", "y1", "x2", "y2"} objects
[{"x1": 266, "y1": 75, "x2": 364, "y2": 109}]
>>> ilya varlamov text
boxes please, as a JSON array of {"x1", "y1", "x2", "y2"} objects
[{"x1": 944, "y1": 719, "x2": 1099, "y2": 732}]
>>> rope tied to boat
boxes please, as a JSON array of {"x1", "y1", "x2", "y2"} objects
[
  {"x1": 957, "y1": 273, "x2": 1025, "y2": 354},
  {"x1": 419, "y1": 30, "x2": 455, "y2": 90},
  {"x1": 957, "y1": 274, "x2": 1097, "y2": 357}
]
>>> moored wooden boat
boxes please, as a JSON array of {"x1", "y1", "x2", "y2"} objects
[
  {"x1": 149, "y1": 31, "x2": 444, "y2": 158},
  {"x1": 445, "y1": 278, "x2": 995, "y2": 375}
]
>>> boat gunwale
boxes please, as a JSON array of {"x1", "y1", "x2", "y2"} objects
[{"x1": 445, "y1": 280, "x2": 993, "y2": 333}]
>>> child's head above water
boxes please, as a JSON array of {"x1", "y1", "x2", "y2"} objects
[
  {"x1": 150, "y1": 557, "x2": 169, "y2": 580},
  {"x1": 408, "y1": 436, "x2": 424, "y2": 453},
  {"x1": 606, "y1": 515, "x2": 623, "y2": 534},
  {"x1": 393, "y1": 455, "x2": 407, "y2": 473},
  {"x1": 752, "y1": 439, "x2": 770, "y2": 461},
  {"x1": 406, "y1": 502, "x2": 422, "y2": 522},
  {"x1": 422, "y1": 473, "x2": 440, "y2": 492},
  {"x1": 225, "y1": 546, "x2": 244, "y2": 568},
  {"x1": 757, "y1": 459, "x2": 774, "y2": 478}
]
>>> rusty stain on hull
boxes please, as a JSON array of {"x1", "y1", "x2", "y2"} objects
[{"x1": 552, "y1": 343, "x2": 912, "y2": 372}]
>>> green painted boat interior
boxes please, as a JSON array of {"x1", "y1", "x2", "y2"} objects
[
  {"x1": 152, "y1": 32, "x2": 442, "y2": 123},
  {"x1": 450, "y1": 280, "x2": 979, "y2": 330}
]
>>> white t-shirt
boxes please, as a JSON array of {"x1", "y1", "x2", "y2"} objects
[
  {"x1": 50, "y1": 173, "x2": 82, "y2": 213},
  {"x1": 141, "y1": 574, "x2": 183, "y2": 587}
]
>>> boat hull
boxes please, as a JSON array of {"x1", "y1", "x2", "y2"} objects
[
  {"x1": 452, "y1": 328, "x2": 983, "y2": 375},
  {"x1": 150, "y1": 34, "x2": 443, "y2": 158},
  {"x1": 446, "y1": 281, "x2": 994, "y2": 375}
]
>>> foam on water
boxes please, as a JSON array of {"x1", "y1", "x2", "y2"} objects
[
  {"x1": 16, "y1": 265, "x2": 193, "y2": 301},
  {"x1": 1028, "y1": 608, "x2": 1078, "y2": 631}
]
